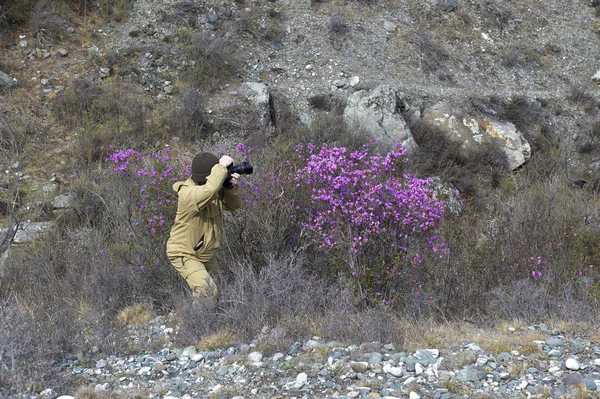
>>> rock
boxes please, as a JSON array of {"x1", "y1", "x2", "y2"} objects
[
  {"x1": 382, "y1": 363, "x2": 403, "y2": 377},
  {"x1": 57, "y1": 49, "x2": 68, "y2": 57},
  {"x1": 563, "y1": 372, "x2": 583, "y2": 386},
  {"x1": 343, "y1": 85, "x2": 417, "y2": 150},
  {"x1": 247, "y1": 351, "x2": 263, "y2": 363},
  {"x1": 6, "y1": 222, "x2": 56, "y2": 244},
  {"x1": 207, "y1": 13, "x2": 218, "y2": 23},
  {"x1": 180, "y1": 346, "x2": 197, "y2": 356},
  {"x1": 422, "y1": 102, "x2": 531, "y2": 170},
  {"x1": 239, "y1": 82, "x2": 275, "y2": 130},
  {"x1": 496, "y1": 352, "x2": 512, "y2": 364},
  {"x1": 383, "y1": 21, "x2": 397, "y2": 32},
  {"x1": 593, "y1": 69, "x2": 600, "y2": 83},
  {"x1": 583, "y1": 378, "x2": 597, "y2": 390},
  {"x1": 351, "y1": 362, "x2": 369, "y2": 373},
  {"x1": 440, "y1": 0, "x2": 458, "y2": 11},
  {"x1": 40, "y1": 388, "x2": 57, "y2": 398},
  {"x1": 409, "y1": 392, "x2": 421, "y2": 399},
  {"x1": 349, "y1": 76, "x2": 360, "y2": 87},
  {"x1": 565, "y1": 358, "x2": 580, "y2": 370},
  {"x1": 546, "y1": 337, "x2": 565, "y2": 346},
  {"x1": 456, "y1": 366, "x2": 487, "y2": 383},
  {"x1": 270, "y1": 327, "x2": 287, "y2": 339},
  {"x1": 52, "y1": 193, "x2": 74, "y2": 209},
  {"x1": 0, "y1": 69, "x2": 17, "y2": 90},
  {"x1": 19, "y1": 40, "x2": 28, "y2": 48}
]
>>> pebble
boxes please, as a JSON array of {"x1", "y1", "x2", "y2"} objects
[{"x1": 17, "y1": 320, "x2": 600, "y2": 399}]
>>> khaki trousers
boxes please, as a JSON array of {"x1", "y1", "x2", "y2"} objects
[{"x1": 169, "y1": 256, "x2": 219, "y2": 298}]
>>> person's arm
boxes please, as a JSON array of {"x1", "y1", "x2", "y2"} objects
[
  {"x1": 192, "y1": 164, "x2": 229, "y2": 210},
  {"x1": 223, "y1": 184, "x2": 242, "y2": 211}
]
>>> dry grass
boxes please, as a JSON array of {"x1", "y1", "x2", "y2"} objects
[
  {"x1": 198, "y1": 330, "x2": 238, "y2": 350},
  {"x1": 117, "y1": 303, "x2": 155, "y2": 328}
]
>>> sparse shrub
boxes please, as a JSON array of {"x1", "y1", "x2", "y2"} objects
[
  {"x1": 329, "y1": 13, "x2": 349, "y2": 34},
  {"x1": 307, "y1": 93, "x2": 344, "y2": 112},
  {"x1": 181, "y1": 33, "x2": 239, "y2": 91},
  {"x1": 98, "y1": 0, "x2": 131, "y2": 22},
  {"x1": 28, "y1": 0, "x2": 66, "y2": 47},
  {"x1": 170, "y1": 88, "x2": 208, "y2": 141},
  {"x1": 159, "y1": 2, "x2": 205, "y2": 26},
  {"x1": 568, "y1": 85, "x2": 599, "y2": 114},
  {"x1": 502, "y1": 44, "x2": 542, "y2": 69},
  {"x1": 415, "y1": 32, "x2": 452, "y2": 80},
  {"x1": 408, "y1": 119, "x2": 510, "y2": 201}
]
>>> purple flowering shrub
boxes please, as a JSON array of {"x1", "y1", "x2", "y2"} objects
[
  {"x1": 293, "y1": 142, "x2": 451, "y2": 304},
  {"x1": 105, "y1": 146, "x2": 190, "y2": 285}
]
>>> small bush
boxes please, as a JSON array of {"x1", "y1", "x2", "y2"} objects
[
  {"x1": 568, "y1": 85, "x2": 598, "y2": 114},
  {"x1": 159, "y1": 2, "x2": 205, "y2": 26},
  {"x1": 307, "y1": 94, "x2": 345, "y2": 112},
  {"x1": 502, "y1": 44, "x2": 542, "y2": 69},
  {"x1": 415, "y1": 32, "x2": 452, "y2": 80},
  {"x1": 329, "y1": 13, "x2": 349, "y2": 34},
  {"x1": 28, "y1": 0, "x2": 66, "y2": 47},
  {"x1": 181, "y1": 33, "x2": 239, "y2": 91}
]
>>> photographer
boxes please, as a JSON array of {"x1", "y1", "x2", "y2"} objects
[{"x1": 166, "y1": 152, "x2": 243, "y2": 298}]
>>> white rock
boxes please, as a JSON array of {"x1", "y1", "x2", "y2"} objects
[
  {"x1": 565, "y1": 358, "x2": 580, "y2": 370},
  {"x1": 349, "y1": 76, "x2": 360, "y2": 87},
  {"x1": 593, "y1": 70, "x2": 600, "y2": 83},
  {"x1": 305, "y1": 64, "x2": 313, "y2": 71},
  {"x1": 191, "y1": 353, "x2": 203, "y2": 362},
  {"x1": 383, "y1": 21, "x2": 397, "y2": 32},
  {"x1": 19, "y1": 40, "x2": 28, "y2": 48},
  {"x1": 383, "y1": 363, "x2": 403, "y2": 377},
  {"x1": 409, "y1": 392, "x2": 421, "y2": 399},
  {"x1": 518, "y1": 379, "x2": 528, "y2": 389},
  {"x1": 403, "y1": 376, "x2": 416, "y2": 386},
  {"x1": 138, "y1": 366, "x2": 151, "y2": 375},
  {"x1": 297, "y1": 372, "x2": 308, "y2": 383},
  {"x1": 247, "y1": 352, "x2": 263, "y2": 363},
  {"x1": 593, "y1": 359, "x2": 600, "y2": 366},
  {"x1": 414, "y1": 363, "x2": 424, "y2": 375},
  {"x1": 57, "y1": 397, "x2": 75, "y2": 399},
  {"x1": 273, "y1": 353, "x2": 284, "y2": 362}
]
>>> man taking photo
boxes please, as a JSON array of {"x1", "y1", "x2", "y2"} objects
[{"x1": 166, "y1": 152, "x2": 242, "y2": 298}]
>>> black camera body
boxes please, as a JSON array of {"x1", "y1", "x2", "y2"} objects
[{"x1": 224, "y1": 161, "x2": 253, "y2": 188}]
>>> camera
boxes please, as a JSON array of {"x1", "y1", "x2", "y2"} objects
[{"x1": 224, "y1": 161, "x2": 253, "y2": 188}]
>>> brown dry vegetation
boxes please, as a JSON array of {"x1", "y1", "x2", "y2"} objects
[{"x1": 2, "y1": 0, "x2": 600, "y2": 395}]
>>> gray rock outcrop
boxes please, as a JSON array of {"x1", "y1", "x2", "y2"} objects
[
  {"x1": 343, "y1": 85, "x2": 417, "y2": 150},
  {"x1": 423, "y1": 103, "x2": 531, "y2": 170}
]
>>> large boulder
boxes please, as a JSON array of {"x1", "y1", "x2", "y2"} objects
[
  {"x1": 343, "y1": 85, "x2": 417, "y2": 150},
  {"x1": 422, "y1": 103, "x2": 531, "y2": 170},
  {"x1": 239, "y1": 82, "x2": 275, "y2": 131}
]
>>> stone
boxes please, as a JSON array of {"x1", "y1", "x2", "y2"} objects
[
  {"x1": 19, "y1": 40, "x2": 28, "y2": 48},
  {"x1": 496, "y1": 352, "x2": 512, "y2": 364},
  {"x1": 207, "y1": 13, "x2": 218, "y2": 23},
  {"x1": 563, "y1": 372, "x2": 583, "y2": 386},
  {"x1": 6, "y1": 222, "x2": 56, "y2": 244},
  {"x1": 349, "y1": 76, "x2": 360, "y2": 87},
  {"x1": 545, "y1": 337, "x2": 565, "y2": 346},
  {"x1": 440, "y1": 0, "x2": 458, "y2": 11},
  {"x1": 593, "y1": 70, "x2": 600, "y2": 83},
  {"x1": 239, "y1": 82, "x2": 275, "y2": 130},
  {"x1": 422, "y1": 102, "x2": 531, "y2": 170},
  {"x1": 383, "y1": 363, "x2": 403, "y2": 377},
  {"x1": 180, "y1": 346, "x2": 197, "y2": 356},
  {"x1": 270, "y1": 327, "x2": 287, "y2": 339},
  {"x1": 57, "y1": 49, "x2": 68, "y2": 57},
  {"x1": 247, "y1": 352, "x2": 263, "y2": 363},
  {"x1": 409, "y1": 392, "x2": 421, "y2": 399},
  {"x1": 343, "y1": 85, "x2": 417, "y2": 150},
  {"x1": 383, "y1": 21, "x2": 397, "y2": 32},
  {"x1": 565, "y1": 358, "x2": 580, "y2": 370},
  {"x1": 52, "y1": 193, "x2": 74, "y2": 209},
  {"x1": 351, "y1": 362, "x2": 369, "y2": 373},
  {"x1": 456, "y1": 366, "x2": 487, "y2": 383}
]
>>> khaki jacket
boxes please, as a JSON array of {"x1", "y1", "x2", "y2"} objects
[{"x1": 166, "y1": 164, "x2": 242, "y2": 262}]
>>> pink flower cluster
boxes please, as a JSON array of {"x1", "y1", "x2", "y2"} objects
[{"x1": 294, "y1": 142, "x2": 448, "y2": 254}]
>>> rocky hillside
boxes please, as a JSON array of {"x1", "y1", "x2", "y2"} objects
[{"x1": 3, "y1": 0, "x2": 600, "y2": 398}]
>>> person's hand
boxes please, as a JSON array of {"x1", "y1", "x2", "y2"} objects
[
  {"x1": 228, "y1": 173, "x2": 241, "y2": 187},
  {"x1": 219, "y1": 155, "x2": 234, "y2": 168}
]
